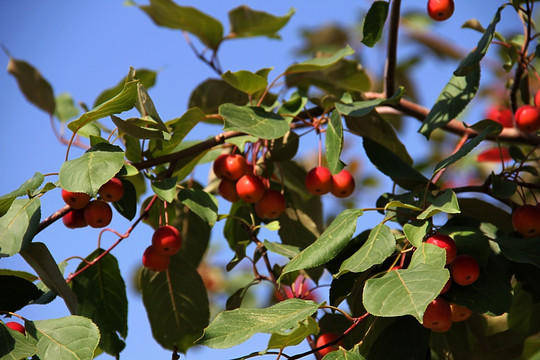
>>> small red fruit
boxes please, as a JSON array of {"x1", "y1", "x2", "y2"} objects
[
  {"x1": 213, "y1": 154, "x2": 229, "y2": 179},
  {"x1": 477, "y1": 147, "x2": 512, "y2": 163},
  {"x1": 427, "y1": 0, "x2": 454, "y2": 21},
  {"x1": 515, "y1": 105, "x2": 540, "y2": 133},
  {"x1": 152, "y1": 225, "x2": 182, "y2": 256},
  {"x1": 98, "y1": 178, "x2": 124, "y2": 202},
  {"x1": 62, "y1": 209, "x2": 88, "y2": 229},
  {"x1": 218, "y1": 179, "x2": 240, "y2": 203},
  {"x1": 422, "y1": 297, "x2": 452, "y2": 331},
  {"x1": 305, "y1": 166, "x2": 332, "y2": 195},
  {"x1": 221, "y1": 154, "x2": 247, "y2": 181},
  {"x1": 512, "y1": 204, "x2": 540, "y2": 238},
  {"x1": 255, "y1": 190, "x2": 287, "y2": 219},
  {"x1": 61, "y1": 189, "x2": 91, "y2": 209},
  {"x1": 450, "y1": 303, "x2": 473, "y2": 322},
  {"x1": 83, "y1": 200, "x2": 113, "y2": 228},
  {"x1": 426, "y1": 233, "x2": 457, "y2": 264},
  {"x1": 142, "y1": 245, "x2": 170, "y2": 272},
  {"x1": 330, "y1": 169, "x2": 355, "y2": 198},
  {"x1": 535, "y1": 92, "x2": 540, "y2": 108},
  {"x1": 316, "y1": 333, "x2": 342, "y2": 357},
  {"x1": 486, "y1": 106, "x2": 513, "y2": 128},
  {"x1": 5, "y1": 321, "x2": 25, "y2": 335},
  {"x1": 440, "y1": 278, "x2": 452, "y2": 294},
  {"x1": 450, "y1": 255, "x2": 480, "y2": 286},
  {"x1": 236, "y1": 174, "x2": 265, "y2": 203}
]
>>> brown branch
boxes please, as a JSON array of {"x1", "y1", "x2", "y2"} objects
[
  {"x1": 384, "y1": 0, "x2": 401, "y2": 98},
  {"x1": 36, "y1": 204, "x2": 71, "y2": 234}
]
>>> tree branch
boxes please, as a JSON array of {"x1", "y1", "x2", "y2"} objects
[{"x1": 384, "y1": 0, "x2": 401, "y2": 98}]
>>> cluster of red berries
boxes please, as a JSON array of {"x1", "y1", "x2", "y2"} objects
[
  {"x1": 142, "y1": 225, "x2": 182, "y2": 272},
  {"x1": 421, "y1": 233, "x2": 479, "y2": 332},
  {"x1": 512, "y1": 204, "x2": 540, "y2": 238},
  {"x1": 487, "y1": 94, "x2": 540, "y2": 133},
  {"x1": 427, "y1": 0, "x2": 454, "y2": 21},
  {"x1": 315, "y1": 333, "x2": 343, "y2": 357},
  {"x1": 214, "y1": 153, "x2": 287, "y2": 220},
  {"x1": 3, "y1": 321, "x2": 25, "y2": 335},
  {"x1": 61, "y1": 178, "x2": 124, "y2": 229},
  {"x1": 304, "y1": 166, "x2": 355, "y2": 198}
]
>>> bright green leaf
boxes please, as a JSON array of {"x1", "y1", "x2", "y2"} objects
[
  {"x1": 326, "y1": 110, "x2": 345, "y2": 174},
  {"x1": 229, "y1": 6, "x2": 294, "y2": 39},
  {"x1": 221, "y1": 70, "x2": 268, "y2": 96},
  {"x1": 418, "y1": 189, "x2": 460, "y2": 220},
  {"x1": 219, "y1": 103, "x2": 289, "y2": 140},
  {"x1": 0, "y1": 322, "x2": 38, "y2": 359},
  {"x1": 151, "y1": 177, "x2": 178, "y2": 203},
  {"x1": 93, "y1": 68, "x2": 157, "y2": 108},
  {"x1": 0, "y1": 198, "x2": 41, "y2": 257},
  {"x1": 177, "y1": 188, "x2": 218, "y2": 227},
  {"x1": 0, "y1": 172, "x2": 44, "y2": 217},
  {"x1": 267, "y1": 317, "x2": 319, "y2": 350},
  {"x1": 409, "y1": 243, "x2": 447, "y2": 268},
  {"x1": 403, "y1": 221, "x2": 429, "y2": 248}
]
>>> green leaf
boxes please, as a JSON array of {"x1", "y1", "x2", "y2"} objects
[
  {"x1": 174, "y1": 198, "x2": 211, "y2": 268},
  {"x1": 267, "y1": 317, "x2": 319, "y2": 350},
  {"x1": 433, "y1": 125, "x2": 500, "y2": 174},
  {"x1": 361, "y1": 1, "x2": 389, "y2": 47},
  {"x1": 67, "y1": 78, "x2": 138, "y2": 133},
  {"x1": 94, "y1": 68, "x2": 157, "y2": 108},
  {"x1": 139, "y1": 0, "x2": 223, "y2": 50},
  {"x1": 111, "y1": 115, "x2": 170, "y2": 140},
  {"x1": 177, "y1": 188, "x2": 218, "y2": 227},
  {"x1": 363, "y1": 137, "x2": 429, "y2": 190},
  {"x1": 0, "y1": 322, "x2": 38, "y2": 359},
  {"x1": 59, "y1": 143, "x2": 125, "y2": 197},
  {"x1": 0, "y1": 198, "x2": 41, "y2": 257},
  {"x1": 419, "y1": 66, "x2": 481, "y2": 139},
  {"x1": 219, "y1": 103, "x2": 290, "y2": 140},
  {"x1": 71, "y1": 249, "x2": 127, "y2": 356},
  {"x1": 417, "y1": 189, "x2": 460, "y2": 220},
  {"x1": 323, "y1": 347, "x2": 367, "y2": 360},
  {"x1": 160, "y1": 107, "x2": 206, "y2": 153},
  {"x1": 454, "y1": 6, "x2": 504, "y2": 76},
  {"x1": 189, "y1": 79, "x2": 248, "y2": 116},
  {"x1": 336, "y1": 223, "x2": 396, "y2": 277},
  {"x1": 54, "y1": 92, "x2": 79, "y2": 122},
  {"x1": 0, "y1": 172, "x2": 44, "y2": 217},
  {"x1": 403, "y1": 221, "x2": 429, "y2": 248},
  {"x1": 139, "y1": 256, "x2": 209, "y2": 352},
  {"x1": 335, "y1": 87, "x2": 405, "y2": 117},
  {"x1": 409, "y1": 243, "x2": 447, "y2": 268},
  {"x1": 229, "y1": 6, "x2": 294, "y2": 39},
  {"x1": 363, "y1": 264, "x2": 449, "y2": 321},
  {"x1": 134, "y1": 83, "x2": 169, "y2": 133},
  {"x1": 221, "y1": 70, "x2": 268, "y2": 96},
  {"x1": 278, "y1": 207, "x2": 320, "y2": 250},
  {"x1": 224, "y1": 201, "x2": 257, "y2": 252},
  {"x1": 7, "y1": 57, "x2": 55, "y2": 115},
  {"x1": 326, "y1": 110, "x2": 345, "y2": 174},
  {"x1": 263, "y1": 240, "x2": 300, "y2": 259},
  {"x1": 286, "y1": 45, "x2": 355, "y2": 73},
  {"x1": 0, "y1": 275, "x2": 43, "y2": 312},
  {"x1": 151, "y1": 177, "x2": 178, "y2": 203},
  {"x1": 198, "y1": 298, "x2": 321, "y2": 349},
  {"x1": 19, "y1": 243, "x2": 78, "y2": 315},
  {"x1": 112, "y1": 178, "x2": 137, "y2": 221},
  {"x1": 495, "y1": 235, "x2": 540, "y2": 268},
  {"x1": 279, "y1": 209, "x2": 363, "y2": 281},
  {"x1": 266, "y1": 131, "x2": 300, "y2": 162},
  {"x1": 31, "y1": 316, "x2": 100, "y2": 360}
]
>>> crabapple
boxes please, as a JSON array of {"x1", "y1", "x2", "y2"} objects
[
  {"x1": 61, "y1": 189, "x2": 91, "y2": 209},
  {"x1": 212, "y1": 154, "x2": 228, "y2": 179},
  {"x1": 152, "y1": 225, "x2": 182, "y2": 256},
  {"x1": 316, "y1": 333, "x2": 342, "y2": 357},
  {"x1": 236, "y1": 174, "x2": 265, "y2": 203},
  {"x1": 427, "y1": 0, "x2": 454, "y2": 21},
  {"x1": 255, "y1": 190, "x2": 286, "y2": 219},
  {"x1": 218, "y1": 179, "x2": 240, "y2": 203},
  {"x1": 426, "y1": 233, "x2": 457, "y2": 264},
  {"x1": 83, "y1": 200, "x2": 113, "y2": 228},
  {"x1": 440, "y1": 278, "x2": 452, "y2": 294},
  {"x1": 486, "y1": 106, "x2": 513, "y2": 128},
  {"x1": 450, "y1": 303, "x2": 473, "y2": 322},
  {"x1": 330, "y1": 169, "x2": 355, "y2": 198},
  {"x1": 512, "y1": 204, "x2": 540, "y2": 238},
  {"x1": 5, "y1": 321, "x2": 25, "y2": 335},
  {"x1": 98, "y1": 178, "x2": 124, "y2": 202},
  {"x1": 515, "y1": 105, "x2": 540, "y2": 133},
  {"x1": 221, "y1": 154, "x2": 247, "y2": 181},
  {"x1": 142, "y1": 245, "x2": 170, "y2": 272},
  {"x1": 535, "y1": 92, "x2": 540, "y2": 108},
  {"x1": 62, "y1": 209, "x2": 87, "y2": 229},
  {"x1": 450, "y1": 255, "x2": 480, "y2": 286},
  {"x1": 305, "y1": 166, "x2": 332, "y2": 195},
  {"x1": 422, "y1": 297, "x2": 452, "y2": 331}
]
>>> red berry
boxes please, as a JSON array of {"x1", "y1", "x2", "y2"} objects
[
  {"x1": 98, "y1": 178, "x2": 124, "y2": 202},
  {"x1": 486, "y1": 106, "x2": 514, "y2": 128},
  {"x1": 142, "y1": 245, "x2": 170, "y2": 272},
  {"x1": 221, "y1": 154, "x2": 247, "y2": 181},
  {"x1": 152, "y1": 225, "x2": 182, "y2": 256},
  {"x1": 305, "y1": 166, "x2": 332, "y2": 195},
  {"x1": 61, "y1": 189, "x2": 91, "y2": 209},
  {"x1": 477, "y1": 147, "x2": 512, "y2": 163},
  {"x1": 62, "y1": 208, "x2": 88, "y2": 229},
  {"x1": 515, "y1": 105, "x2": 540, "y2": 133},
  {"x1": 213, "y1": 154, "x2": 229, "y2": 179},
  {"x1": 512, "y1": 204, "x2": 540, "y2": 238},
  {"x1": 330, "y1": 169, "x2": 355, "y2": 198},
  {"x1": 316, "y1": 333, "x2": 342, "y2": 357},
  {"x1": 5, "y1": 321, "x2": 25, "y2": 335},
  {"x1": 426, "y1": 233, "x2": 457, "y2": 265},
  {"x1": 83, "y1": 200, "x2": 113, "y2": 228},
  {"x1": 450, "y1": 303, "x2": 472, "y2": 322},
  {"x1": 440, "y1": 278, "x2": 452, "y2": 294},
  {"x1": 535, "y1": 92, "x2": 540, "y2": 108},
  {"x1": 255, "y1": 190, "x2": 287, "y2": 219},
  {"x1": 236, "y1": 174, "x2": 265, "y2": 203},
  {"x1": 218, "y1": 179, "x2": 240, "y2": 203},
  {"x1": 427, "y1": 0, "x2": 454, "y2": 21},
  {"x1": 450, "y1": 255, "x2": 480, "y2": 286},
  {"x1": 422, "y1": 297, "x2": 452, "y2": 331}
]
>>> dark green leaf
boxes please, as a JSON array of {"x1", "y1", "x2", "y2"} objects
[
  {"x1": 419, "y1": 66, "x2": 481, "y2": 138},
  {"x1": 229, "y1": 6, "x2": 294, "y2": 39},
  {"x1": 278, "y1": 208, "x2": 320, "y2": 250},
  {"x1": 139, "y1": 256, "x2": 209, "y2": 352},
  {"x1": 263, "y1": 240, "x2": 300, "y2": 259},
  {"x1": 457, "y1": 198, "x2": 513, "y2": 234},
  {"x1": 361, "y1": 1, "x2": 389, "y2": 47},
  {"x1": 224, "y1": 202, "x2": 257, "y2": 252},
  {"x1": 491, "y1": 174, "x2": 517, "y2": 198},
  {"x1": 189, "y1": 79, "x2": 248, "y2": 116},
  {"x1": 0, "y1": 198, "x2": 41, "y2": 257},
  {"x1": 112, "y1": 178, "x2": 137, "y2": 221},
  {"x1": 286, "y1": 45, "x2": 355, "y2": 73},
  {"x1": 266, "y1": 131, "x2": 300, "y2": 162},
  {"x1": 221, "y1": 70, "x2": 268, "y2": 95},
  {"x1": 151, "y1": 177, "x2": 178, "y2": 203},
  {"x1": 111, "y1": 115, "x2": 170, "y2": 140},
  {"x1": 93, "y1": 68, "x2": 157, "y2": 108},
  {"x1": 326, "y1": 110, "x2": 345, "y2": 174},
  {"x1": 0, "y1": 322, "x2": 37, "y2": 359},
  {"x1": 335, "y1": 87, "x2": 405, "y2": 117},
  {"x1": 496, "y1": 235, "x2": 540, "y2": 268},
  {"x1": 219, "y1": 104, "x2": 289, "y2": 140},
  {"x1": 177, "y1": 188, "x2": 218, "y2": 227},
  {"x1": 0, "y1": 275, "x2": 43, "y2": 312},
  {"x1": 0, "y1": 172, "x2": 44, "y2": 217},
  {"x1": 7, "y1": 57, "x2": 55, "y2": 115}
]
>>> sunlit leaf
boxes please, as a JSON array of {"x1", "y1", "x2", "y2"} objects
[
  {"x1": 229, "y1": 6, "x2": 294, "y2": 39},
  {"x1": 0, "y1": 172, "x2": 44, "y2": 217},
  {"x1": 267, "y1": 317, "x2": 319, "y2": 350},
  {"x1": 219, "y1": 103, "x2": 290, "y2": 140},
  {"x1": 177, "y1": 188, "x2": 218, "y2": 227},
  {"x1": 221, "y1": 70, "x2": 268, "y2": 95},
  {"x1": 418, "y1": 189, "x2": 460, "y2": 220},
  {"x1": 0, "y1": 198, "x2": 41, "y2": 257},
  {"x1": 326, "y1": 110, "x2": 346, "y2": 174},
  {"x1": 93, "y1": 69, "x2": 157, "y2": 108}
]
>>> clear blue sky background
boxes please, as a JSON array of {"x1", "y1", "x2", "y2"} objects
[{"x1": 0, "y1": 1, "x2": 517, "y2": 359}]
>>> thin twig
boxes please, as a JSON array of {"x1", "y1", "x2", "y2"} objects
[{"x1": 384, "y1": 0, "x2": 401, "y2": 98}]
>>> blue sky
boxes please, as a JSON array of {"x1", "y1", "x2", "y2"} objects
[{"x1": 0, "y1": 1, "x2": 517, "y2": 359}]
